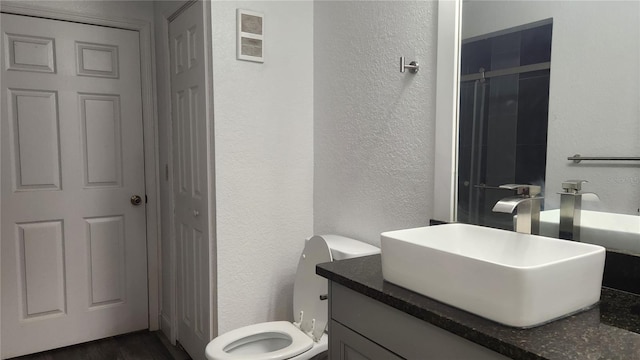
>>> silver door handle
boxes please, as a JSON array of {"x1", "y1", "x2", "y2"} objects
[{"x1": 130, "y1": 195, "x2": 143, "y2": 206}]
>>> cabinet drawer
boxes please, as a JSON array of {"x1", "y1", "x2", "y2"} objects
[{"x1": 330, "y1": 320, "x2": 403, "y2": 360}]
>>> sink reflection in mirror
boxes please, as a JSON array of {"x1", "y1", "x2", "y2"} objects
[
  {"x1": 455, "y1": 0, "x2": 640, "y2": 254},
  {"x1": 539, "y1": 210, "x2": 640, "y2": 254}
]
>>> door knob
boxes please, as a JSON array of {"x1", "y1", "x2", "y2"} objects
[{"x1": 130, "y1": 195, "x2": 143, "y2": 206}]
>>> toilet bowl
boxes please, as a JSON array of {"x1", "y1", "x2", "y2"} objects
[{"x1": 205, "y1": 235, "x2": 380, "y2": 360}]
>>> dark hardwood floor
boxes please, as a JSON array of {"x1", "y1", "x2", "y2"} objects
[{"x1": 9, "y1": 331, "x2": 191, "y2": 360}]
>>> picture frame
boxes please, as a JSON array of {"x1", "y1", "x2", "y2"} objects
[{"x1": 237, "y1": 9, "x2": 264, "y2": 63}]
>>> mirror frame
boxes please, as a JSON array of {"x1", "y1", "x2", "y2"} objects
[{"x1": 433, "y1": 0, "x2": 462, "y2": 222}]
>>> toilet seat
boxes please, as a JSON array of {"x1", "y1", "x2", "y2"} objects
[{"x1": 205, "y1": 321, "x2": 313, "y2": 360}]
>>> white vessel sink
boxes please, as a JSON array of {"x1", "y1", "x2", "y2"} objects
[
  {"x1": 380, "y1": 223, "x2": 606, "y2": 328},
  {"x1": 539, "y1": 209, "x2": 640, "y2": 253}
]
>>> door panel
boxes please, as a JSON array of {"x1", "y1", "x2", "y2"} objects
[
  {"x1": 8, "y1": 89, "x2": 61, "y2": 190},
  {"x1": 17, "y1": 221, "x2": 66, "y2": 319},
  {"x1": 86, "y1": 216, "x2": 126, "y2": 306},
  {"x1": 5, "y1": 34, "x2": 55, "y2": 73},
  {"x1": 169, "y1": 3, "x2": 210, "y2": 359},
  {"x1": 1, "y1": 13, "x2": 148, "y2": 359},
  {"x1": 79, "y1": 94, "x2": 123, "y2": 187}
]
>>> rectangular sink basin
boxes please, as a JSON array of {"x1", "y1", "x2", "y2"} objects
[
  {"x1": 538, "y1": 209, "x2": 640, "y2": 254},
  {"x1": 381, "y1": 223, "x2": 605, "y2": 328}
]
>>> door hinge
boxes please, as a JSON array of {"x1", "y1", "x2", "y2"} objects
[
  {"x1": 165, "y1": 164, "x2": 169, "y2": 181},
  {"x1": 145, "y1": 194, "x2": 148, "y2": 204}
]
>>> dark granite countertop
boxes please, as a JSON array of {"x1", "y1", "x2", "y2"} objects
[{"x1": 317, "y1": 254, "x2": 640, "y2": 360}]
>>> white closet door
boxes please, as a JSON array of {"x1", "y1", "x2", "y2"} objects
[
  {"x1": 1, "y1": 13, "x2": 148, "y2": 358},
  {"x1": 170, "y1": 2, "x2": 211, "y2": 359}
]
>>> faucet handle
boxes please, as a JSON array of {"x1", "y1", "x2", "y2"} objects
[
  {"x1": 499, "y1": 184, "x2": 542, "y2": 197},
  {"x1": 562, "y1": 180, "x2": 588, "y2": 193}
]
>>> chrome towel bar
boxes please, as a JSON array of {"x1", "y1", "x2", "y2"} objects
[{"x1": 568, "y1": 154, "x2": 640, "y2": 163}]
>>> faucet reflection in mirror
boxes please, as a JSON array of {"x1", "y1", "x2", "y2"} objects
[{"x1": 557, "y1": 180, "x2": 598, "y2": 241}]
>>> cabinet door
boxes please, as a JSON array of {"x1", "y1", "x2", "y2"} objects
[
  {"x1": 330, "y1": 320, "x2": 404, "y2": 360},
  {"x1": 330, "y1": 283, "x2": 509, "y2": 360}
]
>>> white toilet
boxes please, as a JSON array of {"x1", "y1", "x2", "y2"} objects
[{"x1": 205, "y1": 235, "x2": 380, "y2": 360}]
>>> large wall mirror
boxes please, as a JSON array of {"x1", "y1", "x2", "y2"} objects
[{"x1": 451, "y1": 0, "x2": 640, "y2": 254}]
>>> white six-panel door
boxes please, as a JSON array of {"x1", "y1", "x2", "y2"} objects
[
  {"x1": 1, "y1": 13, "x2": 148, "y2": 358},
  {"x1": 169, "y1": 3, "x2": 211, "y2": 359}
]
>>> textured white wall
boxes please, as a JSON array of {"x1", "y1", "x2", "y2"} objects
[
  {"x1": 314, "y1": 1, "x2": 438, "y2": 246},
  {"x1": 462, "y1": 1, "x2": 640, "y2": 215},
  {"x1": 211, "y1": 1, "x2": 314, "y2": 335}
]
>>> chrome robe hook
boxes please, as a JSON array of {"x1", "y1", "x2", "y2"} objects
[{"x1": 400, "y1": 57, "x2": 419, "y2": 74}]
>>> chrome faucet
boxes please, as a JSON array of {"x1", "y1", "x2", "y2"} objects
[
  {"x1": 492, "y1": 184, "x2": 544, "y2": 235},
  {"x1": 558, "y1": 180, "x2": 597, "y2": 241}
]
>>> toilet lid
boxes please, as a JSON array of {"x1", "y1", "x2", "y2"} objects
[{"x1": 292, "y1": 236, "x2": 332, "y2": 341}]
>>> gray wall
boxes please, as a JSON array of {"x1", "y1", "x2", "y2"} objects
[{"x1": 313, "y1": 0, "x2": 439, "y2": 246}]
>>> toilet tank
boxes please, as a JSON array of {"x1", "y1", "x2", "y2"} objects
[{"x1": 307, "y1": 235, "x2": 380, "y2": 261}]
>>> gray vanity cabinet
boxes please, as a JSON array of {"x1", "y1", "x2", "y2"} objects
[{"x1": 328, "y1": 282, "x2": 509, "y2": 360}]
